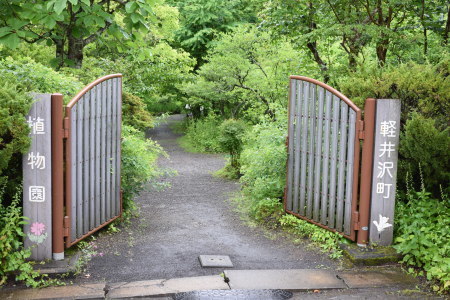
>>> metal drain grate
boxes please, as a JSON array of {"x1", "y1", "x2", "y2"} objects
[
  {"x1": 175, "y1": 289, "x2": 293, "y2": 300},
  {"x1": 198, "y1": 255, "x2": 233, "y2": 268}
]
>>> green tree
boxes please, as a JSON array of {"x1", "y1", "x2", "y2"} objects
[
  {"x1": 182, "y1": 25, "x2": 313, "y2": 122},
  {"x1": 171, "y1": 0, "x2": 259, "y2": 68},
  {"x1": 0, "y1": 0, "x2": 157, "y2": 68}
]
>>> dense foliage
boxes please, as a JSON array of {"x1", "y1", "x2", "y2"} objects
[
  {"x1": 0, "y1": 188, "x2": 43, "y2": 287},
  {"x1": 121, "y1": 125, "x2": 166, "y2": 213},
  {"x1": 0, "y1": 84, "x2": 32, "y2": 203},
  {"x1": 395, "y1": 190, "x2": 450, "y2": 291}
]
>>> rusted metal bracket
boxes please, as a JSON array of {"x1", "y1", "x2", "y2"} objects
[
  {"x1": 63, "y1": 117, "x2": 70, "y2": 139},
  {"x1": 353, "y1": 211, "x2": 360, "y2": 230},
  {"x1": 63, "y1": 216, "x2": 70, "y2": 237},
  {"x1": 357, "y1": 120, "x2": 365, "y2": 140}
]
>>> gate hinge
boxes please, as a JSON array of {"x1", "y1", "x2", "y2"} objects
[
  {"x1": 357, "y1": 120, "x2": 365, "y2": 140},
  {"x1": 63, "y1": 117, "x2": 70, "y2": 139},
  {"x1": 353, "y1": 211, "x2": 360, "y2": 230},
  {"x1": 63, "y1": 216, "x2": 70, "y2": 237}
]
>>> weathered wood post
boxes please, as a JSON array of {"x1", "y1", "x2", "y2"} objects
[
  {"x1": 23, "y1": 94, "x2": 53, "y2": 260},
  {"x1": 369, "y1": 99, "x2": 401, "y2": 246}
]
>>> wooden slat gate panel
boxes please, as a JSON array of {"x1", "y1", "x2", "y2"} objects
[
  {"x1": 285, "y1": 76, "x2": 361, "y2": 241},
  {"x1": 64, "y1": 74, "x2": 122, "y2": 248}
]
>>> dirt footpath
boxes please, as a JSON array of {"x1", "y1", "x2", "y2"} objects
[{"x1": 74, "y1": 115, "x2": 338, "y2": 283}]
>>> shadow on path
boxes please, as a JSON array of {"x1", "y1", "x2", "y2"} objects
[{"x1": 75, "y1": 115, "x2": 337, "y2": 283}]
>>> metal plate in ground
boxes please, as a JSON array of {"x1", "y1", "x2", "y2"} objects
[
  {"x1": 175, "y1": 289, "x2": 293, "y2": 300},
  {"x1": 199, "y1": 255, "x2": 233, "y2": 268}
]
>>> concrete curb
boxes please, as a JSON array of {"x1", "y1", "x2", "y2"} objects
[{"x1": 2, "y1": 268, "x2": 417, "y2": 299}]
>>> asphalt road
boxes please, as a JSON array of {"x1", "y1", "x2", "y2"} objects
[{"x1": 73, "y1": 115, "x2": 338, "y2": 283}]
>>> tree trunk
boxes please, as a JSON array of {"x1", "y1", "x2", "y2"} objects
[
  {"x1": 306, "y1": 42, "x2": 329, "y2": 82},
  {"x1": 67, "y1": 36, "x2": 85, "y2": 68},
  {"x1": 54, "y1": 39, "x2": 65, "y2": 69},
  {"x1": 444, "y1": 6, "x2": 450, "y2": 45},
  {"x1": 376, "y1": 38, "x2": 389, "y2": 66}
]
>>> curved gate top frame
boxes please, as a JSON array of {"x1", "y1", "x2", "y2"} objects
[
  {"x1": 285, "y1": 75, "x2": 364, "y2": 242},
  {"x1": 64, "y1": 74, "x2": 123, "y2": 248},
  {"x1": 67, "y1": 74, "x2": 123, "y2": 108}
]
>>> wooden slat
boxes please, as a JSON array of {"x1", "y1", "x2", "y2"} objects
[
  {"x1": 320, "y1": 91, "x2": 332, "y2": 225},
  {"x1": 299, "y1": 81, "x2": 309, "y2": 215},
  {"x1": 70, "y1": 106, "x2": 77, "y2": 242},
  {"x1": 105, "y1": 79, "x2": 112, "y2": 220},
  {"x1": 344, "y1": 110, "x2": 356, "y2": 235},
  {"x1": 111, "y1": 79, "x2": 117, "y2": 217},
  {"x1": 286, "y1": 79, "x2": 297, "y2": 211},
  {"x1": 335, "y1": 103, "x2": 349, "y2": 232},
  {"x1": 313, "y1": 87, "x2": 324, "y2": 221},
  {"x1": 100, "y1": 82, "x2": 107, "y2": 224},
  {"x1": 327, "y1": 95, "x2": 340, "y2": 228},
  {"x1": 83, "y1": 93, "x2": 90, "y2": 232},
  {"x1": 76, "y1": 99, "x2": 83, "y2": 238},
  {"x1": 292, "y1": 80, "x2": 303, "y2": 213},
  {"x1": 116, "y1": 78, "x2": 122, "y2": 215},
  {"x1": 95, "y1": 86, "x2": 101, "y2": 227},
  {"x1": 89, "y1": 89, "x2": 95, "y2": 230},
  {"x1": 306, "y1": 83, "x2": 316, "y2": 219}
]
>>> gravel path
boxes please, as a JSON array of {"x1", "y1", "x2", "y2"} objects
[{"x1": 75, "y1": 115, "x2": 337, "y2": 283}]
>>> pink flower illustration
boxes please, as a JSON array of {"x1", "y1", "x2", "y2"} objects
[{"x1": 30, "y1": 222, "x2": 46, "y2": 236}]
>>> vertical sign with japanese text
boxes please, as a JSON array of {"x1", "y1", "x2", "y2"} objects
[
  {"x1": 369, "y1": 99, "x2": 401, "y2": 246},
  {"x1": 23, "y1": 94, "x2": 52, "y2": 260}
]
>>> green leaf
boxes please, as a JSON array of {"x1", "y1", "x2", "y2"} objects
[
  {"x1": 130, "y1": 13, "x2": 142, "y2": 24},
  {"x1": 54, "y1": 0, "x2": 68, "y2": 15},
  {"x1": 81, "y1": 0, "x2": 90, "y2": 5},
  {"x1": 41, "y1": 15, "x2": 57, "y2": 29},
  {"x1": 125, "y1": 2, "x2": 138, "y2": 13},
  {"x1": 68, "y1": 0, "x2": 78, "y2": 4},
  {"x1": 0, "y1": 32, "x2": 20, "y2": 49},
  {"x1": 0, "y1": 27, "x2": 13, "y2": 38},
  {"x1": 47, "y1": 0, "x2": 56, "y2": 10},
  {"x1": 8, "y1": 18, "x2": 28, "y2": 30}
]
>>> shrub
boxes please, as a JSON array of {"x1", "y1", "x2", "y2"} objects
[
  {"x1": 0, "y1": 186, "x2": 45, "y2": 287},
  {"x1": 394, "y1": 189, "x2": 450, "y2": 292},
  {"x1": 0, "y1": 83, "x2": 32, "y2": 203},
  {"x1": 338, "y1": 59, "x2": 450, "y2": 128},
  {"x1": 0, "y1": 56, "x2": 82, "y2": 98},
  {"x1": 122, "y1": 93, "x2": 154, "y2": 131},
  {"x1": 251, "y1": 197, "x2": 284, "y2": 225},
  {"x1": 399, "y1": 113, "x2": 450, "y2": 196},
  {"x1": 218, "y1": 119, "x2": 248, "y2": 169},
  {"x1": 182, "y1": 115, "x2": 223, "y2": 153},
  {"x1": 240, "y1": 122, "x2": 287, "y2": 200},
  {"x1": 121, "y1": 125, "x2": 166, "y2": 213}
]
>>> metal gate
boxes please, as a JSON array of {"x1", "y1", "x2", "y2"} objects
[
  {"x1": 284, "y1": 76, "x2": 365, "y2": 242},
  {"x1": 63, "y1": 74, "x2": 123, "y2": 248}
]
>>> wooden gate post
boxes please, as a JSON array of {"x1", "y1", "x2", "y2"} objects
[
  {"x1": 51, "y1": 94, "x2": 65, "y2": 260},
  {"x1": 369, "y1": 99, "x2": 401, "y2": 246},
  {"x1": 23, "y1": 94, "x2": 53, "y2": 260}
]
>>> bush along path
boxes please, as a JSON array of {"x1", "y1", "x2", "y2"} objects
[{"x1": 71, "y1": 115, "x2": 338, "y2": 284}]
